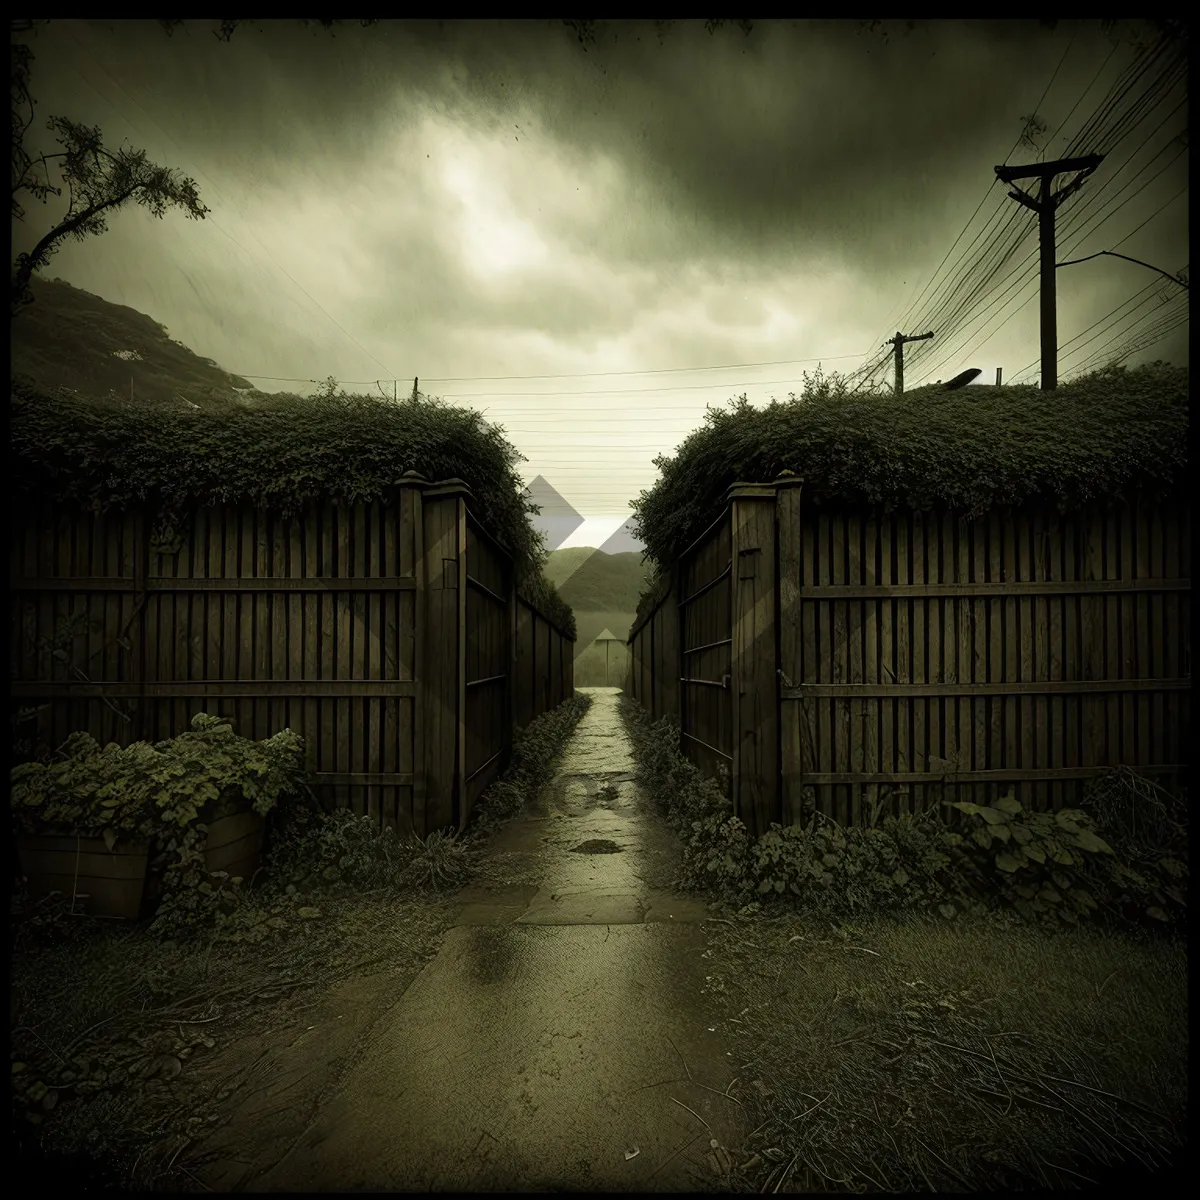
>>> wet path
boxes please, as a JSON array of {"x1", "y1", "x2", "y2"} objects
[{"x1": 252, "y1": 689, "x2": 746, "y2": 1192}]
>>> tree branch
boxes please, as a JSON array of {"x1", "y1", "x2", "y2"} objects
[{"x1": 13, "y1": 185, "x2": 139, "y2": 291}]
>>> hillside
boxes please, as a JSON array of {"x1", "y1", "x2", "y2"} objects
[
  {"x1": 10, "y1": 276, "x2": 254, "y2": 407},
  {"x1": 545, "y1": 547, "x2": 654, "y2": 612}
]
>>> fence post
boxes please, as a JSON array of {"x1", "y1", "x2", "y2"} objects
[
  {"x1": 774, "y1": 474, "x2": 806, "y2": 826},
  {"x1": 418, "y1": 478, "x2": 470, "y2": 835},
  {"x1": 728, "y1": 481, "x2": 780, "y2": 839}
]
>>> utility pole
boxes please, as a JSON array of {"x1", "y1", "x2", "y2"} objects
[
  {"x1": 411, "y1": 377, "x2": 419, "y2": 403},
  {"x1": 995, "y1": 154, "x2": 1105, "y2": 391},
  {"x1": 885, "y1": 330, "x2": 934, "y2": 395}
]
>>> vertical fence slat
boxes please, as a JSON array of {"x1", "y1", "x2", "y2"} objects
[
  {"x1": 892, "y1": 513, "x2": 910, "y2": 819},
  {"x1": 777, "y1": 479, "x2": 803, "y2": 825},
  {"x1": 862, "y1": 513, "x2": 879, "y2": 826},
  {"x1": 1001, "y1": 514, "x2": 1020, "y2": 804}
]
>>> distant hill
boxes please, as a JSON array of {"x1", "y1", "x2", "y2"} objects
[
  {"x1": 545, "y1": 547, "x2": 654, "y2": 612},
  {"x1": 10, "y1": 276, "x2": 254, "y2": 408}
]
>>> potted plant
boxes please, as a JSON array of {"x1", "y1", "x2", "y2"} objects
[{"x1": 11, "y1": 713, "x2": 311, "y2": 923}]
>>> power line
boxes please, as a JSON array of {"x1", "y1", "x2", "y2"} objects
[
  {"x1": 1057, "y1": 110, "x2": 1188, "y2": 256},
  {"x1": 1057, "y1": 288, "x2": 1181, "y2": 370},
  {"x1": 1106, "y1": 177, "x2": 1189, "y2": 249},
  {"x1": 418, "y1": 352, "x2": 868, "y2": 383},
  {"x1": 905, "y1": 37, "x2": 1187, "y2": 386},
  {"x1": 1009, "y1": 272, "x2": 1171, "y2": 381},
  {"x1": 1044, "y1": 38, "x2": 1122, "y2": 151},
  {"x1": 1068, "y1": 300, "x2": 1189, "y2": 377},
  {"x1": 928, "y1": 119, "x2": 1187, "y2": 383},
  {"x1": 226, "y1": 353, "x2": 869, "y2": 392},
  {"x1": 866, "y1": 32, "x2": 1119, "y2": 373},
  {"x1": 900, "y1": 33, "x2": 1184, "y2": 381}
]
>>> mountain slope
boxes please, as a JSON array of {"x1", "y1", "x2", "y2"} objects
[
  {"x1": 545, "y1": 547, "x2": 653, "y2": 612},
  {"x1": 10, "y1": 276, "x2": 253, "y2": 407}
]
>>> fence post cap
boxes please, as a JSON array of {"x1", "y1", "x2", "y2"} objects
[
  {"x1": 726, "y1": 481, "x2": 779, "y2": 501},
  {"x1": 422, "y1": 477, "x2": 474, "y2": 501}
]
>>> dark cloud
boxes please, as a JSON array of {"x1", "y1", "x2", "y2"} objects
[{"x1": 12, "y1": 18, "x2": 1187, "y2": 529}]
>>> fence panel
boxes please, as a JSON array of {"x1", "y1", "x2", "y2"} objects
[
  {"x1": 464, "y1": 514, "x2": 511, "y2": 819},
  {"x1": 12, "y1": 496, "x2": 423, "y2": 833},
  {"x1": 678, "y1": 512, "x2": 733, "y2": 797},
  {"x1": 781, "y1": 497, "x2": 1190, "y2": 822}
]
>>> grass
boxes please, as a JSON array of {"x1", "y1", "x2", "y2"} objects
[{"x1": 703, "y1": 905, "x2": 1187, "y2": 1191}]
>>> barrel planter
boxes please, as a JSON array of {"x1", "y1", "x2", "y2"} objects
[
  {"x1": 142, "y1": 802, "x2": 267, "y2": 913},
  {"x1": 16, "y1": 795, "x2": 267, "y2": 921},
  {"x1": 16, "y1": 832, "x2": 152, "y2": 920}
]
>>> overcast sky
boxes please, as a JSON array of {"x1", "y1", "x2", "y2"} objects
[{"x1": 12, "y1": 18, "x2": 1189, "y2": 552}]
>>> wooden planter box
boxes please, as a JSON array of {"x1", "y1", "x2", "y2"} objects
[
  {"x1": 16, "y1": 806, "x2": 266, "y2": 921},
  {"x1": 16, "y1": 832, "x2": 152, "y2": 920}
]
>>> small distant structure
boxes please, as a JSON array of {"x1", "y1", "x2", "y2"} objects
[{"x1": 594, "y1": 627, "x2": 621, "y2": 686}]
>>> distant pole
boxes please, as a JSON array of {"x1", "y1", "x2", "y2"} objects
[
  {"x1": 393, "y1": 379, "x2": 397, "y2": 402},
  {"x1": 995, "y1": 154, "x2": 1105, "y2": 391},
  {"x1": 411, "y1": 377, "x2": 419, "y2": 403},
  {"x1": 605, "y1": 641, "x2": 610, "y2": 687},
  {"x1": 995, "y1": 367, "x2": 1003, "y2": 386},
  {"x1": 885, "y1": 330, "x2": 934, "y2": 395}
]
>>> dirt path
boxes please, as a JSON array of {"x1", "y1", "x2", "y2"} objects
[{"x1": 193, "y1": 688, "x2": 746, "y2": 1191}]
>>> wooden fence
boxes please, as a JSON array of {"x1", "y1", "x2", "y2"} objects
[
  {"x1": 10, "y1": 477, "x2": 574, "y2": 837},
  {"x1": 627, "y1": 476, "x2": 1190, "y2": 839}
]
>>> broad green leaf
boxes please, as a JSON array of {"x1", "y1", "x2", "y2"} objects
[
  {"x1": 994, "y1": 791, "x2": 1023, "y2": 815},
  {"x1": 1072, "y1": 828, "x2": 1113, "y2": 855},
  {"x1": 994, "y1": 851, "x2": 1023, "y2": 873},
  {"x1": 975, "y1": 806, "x2": 1011, "y2": 826},
  {"x1": 972, "y1": 827, "x2": 992, "y2": 849},
  {"x1": 1146, "y1": 906, "x2": 1169, "y2": 922}
]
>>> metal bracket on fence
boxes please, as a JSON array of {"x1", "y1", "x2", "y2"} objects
[{"x1": 738, "y1": 547, "x2": 761, "y2": 580}]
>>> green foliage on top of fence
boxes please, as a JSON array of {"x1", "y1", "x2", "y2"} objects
[
  {"x1": 629, "y1": 361, "x2": 1188, "y2": 580},
  {"x1": 10, "y1": 375, "x2": 575, "y2": 639}
]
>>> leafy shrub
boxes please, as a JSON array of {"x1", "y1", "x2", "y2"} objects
[
  {"x1": 628, "y1": 361, "x2": 1188, "y2": 581},
  {"x1": 10, "y1": 713, "x2": 312, "y2": 939},
  {"x1": 619, "y1": 695, "x2": 1188, "y2": 932},
  {"x1": 465, "y1": 692, "x2": 593, "y2": 840}
]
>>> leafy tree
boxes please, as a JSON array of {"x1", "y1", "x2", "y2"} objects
[{"x1": 10, "y1": 21, "x2": 210, "y2": 318}]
